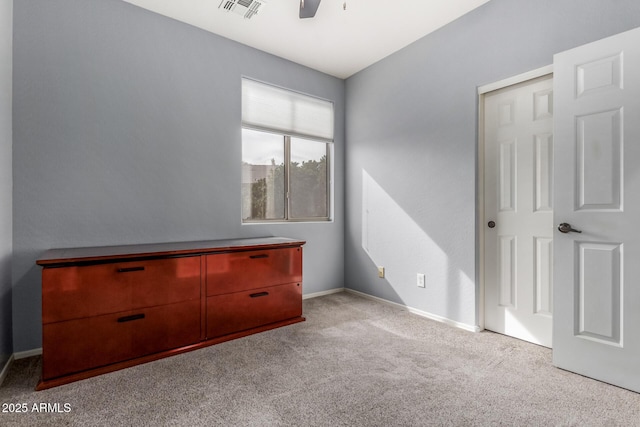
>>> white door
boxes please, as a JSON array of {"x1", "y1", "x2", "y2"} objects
[
  {"x1": 484, "y1": 75, "x2": 554, "y2": 348},
  {"x1": 553, "y1": 26, "x2": 640, "y2": 392}
]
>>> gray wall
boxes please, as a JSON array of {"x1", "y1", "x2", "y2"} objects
[
  {"x1": 345, "y1": 0, "x2": 640, "y2": 328},
  {"x1": 12, "y1": 0, "x2": 345, "y2": 352},
  {"x1": 0, "y1": 0, "x2": 13, "y2": 367}
]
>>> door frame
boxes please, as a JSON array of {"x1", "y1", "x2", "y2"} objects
[{"x1": 476, "y1": 64, "x2": 554, "y2": 333}]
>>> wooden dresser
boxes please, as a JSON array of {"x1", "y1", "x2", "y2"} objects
[{"x1": 36, "y1": 237, "x2": 305, "y2": 390}]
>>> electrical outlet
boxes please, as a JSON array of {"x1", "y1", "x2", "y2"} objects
[
  {"x1": 417, "y1": 273, "x2": 425, "y2": 288},
  {"x1": 378, "y1": 266, "x2": 385, "y2": 278}
]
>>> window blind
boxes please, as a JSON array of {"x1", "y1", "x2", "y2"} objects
[{"x1": 242, "y1": 78, "x2": 334, "y2": 142}]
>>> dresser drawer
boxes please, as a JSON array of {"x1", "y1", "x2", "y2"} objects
[
  {"x1": 206, "y1": 247, "x2": 302, "y2": 296},
  {"x1": 42, "y1": 256, "x2": 201, "y2": 323},
  {"x1": 42, "y1": 299, "x2": 201, "y2": 380},
  {"x1": 206, "y1": 282, "x2": 302, "y2": 338}
]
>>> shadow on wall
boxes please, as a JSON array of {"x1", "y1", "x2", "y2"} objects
[
  {"x1": 361, "y1": 169, "x2": 475, "y2": 327},
  {"x1": 11, "y1": 253, "x2": 41, "y2": 353},
  {"x1": 0, "y1": 252, "x2": 13, "y2": 365}
]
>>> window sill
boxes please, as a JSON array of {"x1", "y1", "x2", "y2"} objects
[{"x1": 242, "y1": 218, "x2": 333, "y2": 225}]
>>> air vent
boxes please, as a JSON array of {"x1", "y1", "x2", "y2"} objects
[{"x1": 219, "y1": 0, "x2": 266, "y2": 19}]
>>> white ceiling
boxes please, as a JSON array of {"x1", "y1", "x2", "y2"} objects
[{"x1": 122, "y1": 0, "x2": 491, "y2": 79}]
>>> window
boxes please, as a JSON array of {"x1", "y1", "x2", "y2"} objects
[{"x1": 241, "y1": 78, "x2": 333, "y2": 222}]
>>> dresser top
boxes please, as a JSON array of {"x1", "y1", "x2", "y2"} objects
[{"x1": 37, "y1": 237, "x2": 306, "y2": 267}]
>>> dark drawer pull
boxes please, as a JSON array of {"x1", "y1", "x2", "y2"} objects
[
  {"x1": 117, "y1": 266, "x2": 145, "y2": 273},
  {"x1": 249, "y1": 254, "x2": 269, "y2": 259},
  {"x1": 117, "y1": 314, "x2": 145, "y2": 323},
  {"x1": 249, "y1": 292, "x2": 269, "y2": 298}
]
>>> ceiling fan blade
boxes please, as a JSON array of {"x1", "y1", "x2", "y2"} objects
[{"x1": 299, "y1": 0, "x2": 321, "y2": 19}]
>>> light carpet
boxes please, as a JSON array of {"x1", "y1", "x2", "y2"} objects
[{"x1": 1, "y1": 291, "x2": 640, "y2": 426}]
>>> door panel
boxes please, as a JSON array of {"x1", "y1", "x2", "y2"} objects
[
  {"x1": 535, "y1": 237, "x2": 553, "y2": 315},
  {"x1": 576, "y1": 109, "x2": 622, "y2": 210},
  {"x1": 535, "y1": 134, "x2": 553, "y2": 212},
  {"x1": 484, "y1": 75, "x2": 554, "y2": 348},
  {"x1": 498, "y1": 235, "x2": 516, "y2": 308},
  {"x1": 499, "y1": 140, "x2": 516, "y2": 212},
  {"x1": 576, "y1": 242, "x2": 622, "y2": 345},
  {"x1": 553, "y1": 25, "x2": 640, "y2": 392}
]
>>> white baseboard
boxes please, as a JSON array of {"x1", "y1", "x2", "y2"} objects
[
  {"x1": 303, "y1": 287, "x2": 345, "y2": 300},
  {"x1": 0, "y1": 354, "x2": 14, "y2": 387},
  {"x1": 14, "y1": 347, "x2": 42, "y2": 359},
  {"x1": 345, "y1": 289, "x2": 481, "y2": 333}
]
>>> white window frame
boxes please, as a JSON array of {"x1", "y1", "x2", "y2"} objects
[{"x1": 241, "y1": 78, "x2": 334, "y2": 223}]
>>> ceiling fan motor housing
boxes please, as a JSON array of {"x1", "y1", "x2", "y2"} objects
[{"x1": 300, "y1": 0, "x2": 322, "y2": 19}]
